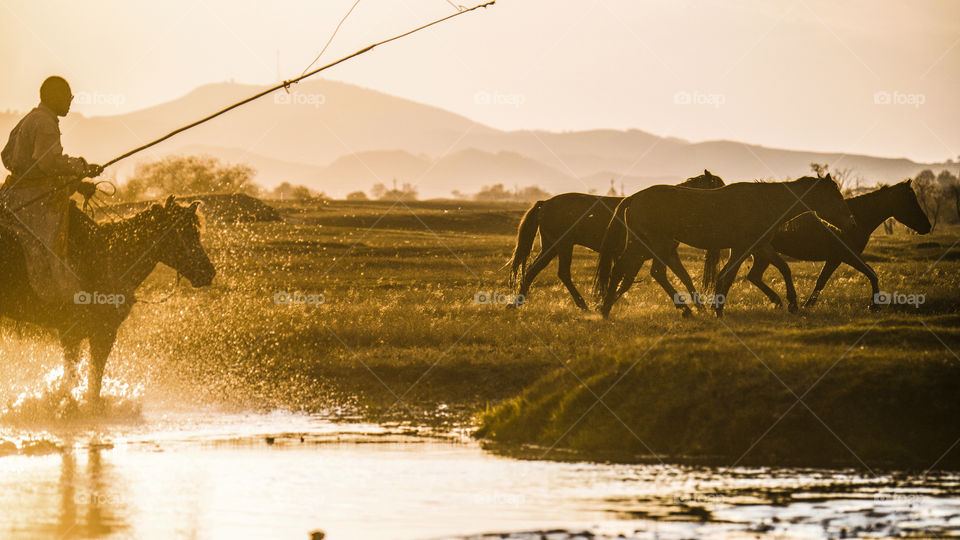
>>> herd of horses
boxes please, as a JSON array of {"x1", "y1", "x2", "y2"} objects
[{"x1": 508, "y1": 172, "x2": 931, "y2": 317}]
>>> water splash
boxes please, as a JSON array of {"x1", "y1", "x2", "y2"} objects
[{"x1": 1, "y1": 362, "x2": 144, "y2": 426}]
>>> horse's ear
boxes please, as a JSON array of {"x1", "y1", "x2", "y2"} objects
[
  {"x1": 188, "y1": 201, "x2": 201, "y2": 213},
  {"x1": 704, "y1": 169, "x2": 710, "y2": 175},
  {"x1": 825, "y1": 173, "x2": 833, "y2": 182},
  {"x1": 906, "y1": 178, "x2": 913, "y2": 186},
  {"x1": 165, "y1": 195, "x2": 176, "y2": 208}
]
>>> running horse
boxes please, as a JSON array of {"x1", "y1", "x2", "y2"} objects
[
  {"x1": 0, "y1": 196, "x2": 215, "y2": 404},
  {"x1": 595, "y1": 175, "x2": 855, "y2": 318},
  {"x1": 748, "y1": 179, "x2": 930, "y2": 310},
  {"x1": 508, "y1": 170, "x2": 726, "y2": 309}
]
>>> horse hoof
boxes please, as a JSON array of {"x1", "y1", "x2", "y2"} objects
[
  {"x1": 714, "y1": 308, "x2": 724, "y2": 319},
  {"x1": 869, "y1": 303, "x2": 881, "y2": 313},
  {"x1": 788, "y1": 303, "x2": 799, "y2": 314},
  {"x1": 681, "y1": 308, "x2": 694, "y2": 318}
]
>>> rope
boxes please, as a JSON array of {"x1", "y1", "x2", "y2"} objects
[
  {"x1": 85, "y1": 195, "x2": 124, "y2": 223},
  {"x1": 80, "y1": 181, "x2": 118, "y2": 218},
  {"x1": 101, "y1": 0, "x2": 495, "y2": 170},
  {"x1": 299, "y1": 0, "x2": 362, "y2": 77},
  {"x1": 94, "y1": 179, "x2": 117, "y2": 197}
]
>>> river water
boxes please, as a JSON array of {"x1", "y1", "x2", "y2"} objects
[{"x1": 0, "y1": 408, "x2": 958, "y2": 539}]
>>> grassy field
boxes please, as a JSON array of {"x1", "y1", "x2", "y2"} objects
[{"x1": 3, "y1": 198, "x2": 959, "y2": 469}]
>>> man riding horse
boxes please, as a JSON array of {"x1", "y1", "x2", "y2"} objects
[{"x1": 0, "y1": 76, "x2": 104, "y2": 304}]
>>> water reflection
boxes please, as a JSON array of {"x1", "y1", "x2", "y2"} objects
[
  {"x1": 58, "y1": 450, "x2": 77, "y2": 538},
  {"x1": 57, "y1": 446, "x2": 128, "y2": 539}
]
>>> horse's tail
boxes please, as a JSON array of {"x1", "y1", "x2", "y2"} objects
[
  {"x1": 508, "y1": 200, "x2": 543, "y2": 286},
  {"x1": 594, "y1": 198, "x2": 630, "y2": 299},
  {"x1": 701, "y1": 248, "x2": 724, "y2": 293}
]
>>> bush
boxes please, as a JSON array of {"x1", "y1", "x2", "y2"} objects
[
  {"x1": 371, "y1": 182, "x2": 418, "y2": 201},
  {"x1": 270, "y1": 182, "x2": 321, "y2": 202},
  {"x1": 119, "y1": 155, "x2": 258, "y2": 201},
  {"x1": 474, "y1": 183, "x2": 550, "y2": 202}
]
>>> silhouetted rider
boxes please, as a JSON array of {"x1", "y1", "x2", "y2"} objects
[{"x1": 0, "y1": 76, "x2": 103, "y2": 303}]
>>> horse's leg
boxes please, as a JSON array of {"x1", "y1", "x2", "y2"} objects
[
  {"x1": 600, "y1": 255, "x2": 626, "y2": 317},
  {"x1": 841, "y1": 255, "x2": 881, "y2": 311},
  {"x1": 663, "y1": 245, "x2": 704, "y2": 311},
  {"x1": 803, "y1": 259, "x2": 840, "y2": 309},
  {"x1": 58, "y1": 334, "x2": 82, "y2": 396},
  {"x1": 761, "y1": 247, "x2": 799, "y2": 313},
  {"x1": 650, "y1": 258, "x2": 693, "y2": 317},
  {"x1": 746, "y1": 252, "x2": 783, "y2": 309},
  {"x1": 714, "y1": 247, "x2": 750, "y2": 318},
  {"x1": 556, "y1": 242, "x2": 587, "y2": 310},
  {"x1": 600, "y1": 242, "x2": 640, "y2": 317},
  {"x1": 516, "y1": 241, "x2": 558, "y2": 302},
  {"x1": 86, "y1": 327, "x2": 117, "y2": 406}
]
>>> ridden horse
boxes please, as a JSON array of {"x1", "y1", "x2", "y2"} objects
[
  {"x1": 595, "y1": 175, "x2": 854, "y2": 318},
  {"x1": 508, "y1": 170, "x2": 725, "y2": 309},
  {"x1": 747, "y1": 180, "x2": 930, "y2": 310},
  {"x1": 0, "y1": 195, "x2": 215, "y2": 404}
]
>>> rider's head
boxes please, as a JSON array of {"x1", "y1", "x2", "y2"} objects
[{"x1": 40, "y1": 76, "x2": 72, "y2": 117}]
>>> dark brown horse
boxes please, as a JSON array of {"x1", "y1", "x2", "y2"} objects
[
  {"x1": 508, "y1": 170, "x2": 725, "y2": 309},
  {"x1": 0, "y1": 195, "x2": 215, "y2": 403},
  {"x1": 747, "y1": 180, "x2": 930, "y2": 310},
  {"x1": 595, "y1": 175, "x2": 854, "y2": 318}
]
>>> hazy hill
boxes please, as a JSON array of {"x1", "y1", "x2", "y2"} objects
[
  {"x1": 0, "y1": 79, "x2": 952, "y2": 198},
  {"x1": 310, "y1": 148, "x2": 581, "y2": 196}
]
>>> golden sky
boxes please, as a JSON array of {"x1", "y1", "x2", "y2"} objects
[{"x1": 1, "y1": 0, "x2": 958, "y2": 162}]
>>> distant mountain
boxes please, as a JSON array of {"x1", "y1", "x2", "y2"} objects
[
  {"x1": 290, "y1": 148, "x2": 581, "y2": 196},
  {"x1": 0, "y1": 79, "x2": 952, "y2": 198}
]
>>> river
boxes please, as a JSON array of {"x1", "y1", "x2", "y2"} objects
[{"x1": 1, "y1": 408, "x2": 958, "y2": 539}]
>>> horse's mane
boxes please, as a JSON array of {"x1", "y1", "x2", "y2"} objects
[
  {"x1": 69, "y1": 200, "x2": 203, "y2": 255},
  {"x1": 848, "y1": 182, "x2": 907, "y2": 203},
  {"x1": 76, "y1": 200, "x2": 202, "y2": 232},
  {"x1": 748, "y1": 175, "x2": 821, "y2": 184},
  {"x1": 70, "y1": 203, "x2": 151, "y2": 243}
]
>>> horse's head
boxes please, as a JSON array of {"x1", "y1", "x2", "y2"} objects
[
  {"x1": 681, "y1": 169, "x2": 725, "y2": 189},
  {"x1": 148, "y1": 195, "x2": 216, "y2": 287},
  {"x1": 892, "y1": 179, "x2": 932, "y2": 234},
  {"x1": 799, "y1": 174, "x2": 856, "y2": 230}
]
